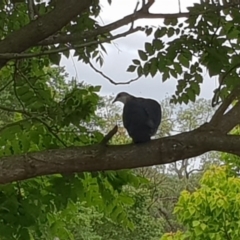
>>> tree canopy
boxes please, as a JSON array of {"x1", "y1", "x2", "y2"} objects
[
  {"x1": 0, "y1": 0, "x2": 239, "y2": 182},
  {"x1": 1, "y1": 0, "x2": 240, "y2": 238}
]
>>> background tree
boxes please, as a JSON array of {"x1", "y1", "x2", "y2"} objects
[
  {"x1": 0, "y1": 0, "x2": 239, "y2": 182},
  {"x1": 160, "y1": 164, "x2": 240, "y2": 240},
  {"x1": 1, "y1": 0, "x2": 240, "y2": 239}
]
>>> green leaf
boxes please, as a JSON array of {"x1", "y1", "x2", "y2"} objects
[
  {"x1": 178, "y1": 54, "x2": 190, "y2": 68},
  {"x1": 127, "y1": 65, "x2": 137, "y2": 72},
  {"x1": 162, "y1": 71, "x2": 170, "y2": 82},
  {"x1": 169, "y1": 68, "x2": 177, "y2": 78},
  {"x1": 150, "y1": 58, "x2": 158, "y2": 77},
  {"x1": 49, "y1": 53, "x2": 61, "y2": 65},
  {"x1": 181, "y1": 93, "x2": 189, "y2": 104},
  {"x1": 138, "y1": 50, "x2": 148, "y2": 61},
  {"x1": 145, "y1": 42, "x2": 154, "y2": 55},
  {"x1": 137, "y1": 66, "x2": 143, "y2": 77},
  {"x1": 173, "y1": 62, "x2": 182, "y2": 74},
  {"x1": 154, "y1": 27, "x2": 167, "y2": 38},
  {"x1": 145, "y1": 27, "x2": 153, "y2": 36},
  {"x1": 132, "y1": 59, "x2": 141, "y2": 65},
  {"x1": 167, "y1": 27, "x2": 175, "y2": 37},
  {"x1": 191, "y1": 82, "x2": 200, "y2": 95},
  {"x1": 152, "y1": 39, "x2": 164, "y2": 50},
  {"x1": 186, "y1": 88, "x2": 196, "y2": 102},
  {"x1": 92, "y1": 85, "x2": 101, "y2": 92},
  {"x1": 62, "y1": 50, "x2": 70, "y2": 59}
]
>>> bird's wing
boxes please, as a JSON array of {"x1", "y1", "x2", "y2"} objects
[
  {"x1": 123, "y1": 100, "x2": 149, "y2": 128},
  {"x1": 139, "y1": 98, "x2": 162, "y2": 129}
]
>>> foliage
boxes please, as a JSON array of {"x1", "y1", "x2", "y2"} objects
[
  {"x1": 0, "y1": 64, "x2": 149, "y2": 239},
  {"x1": 221, "y1": 126, "x2": 240, "y2": 173},
  {"x1": 0, "y1": 0, "x2": 239, "y2": 239},
  {"x1": 161, "y1": 165, "x2": 240, "y2": 240},
  {"x1": 128, "y1": 2, "x2": 240, "y2": 104}
]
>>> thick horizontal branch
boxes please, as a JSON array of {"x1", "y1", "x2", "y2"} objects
[
  {"x1": 0, "y1": 127, "x2": 240, "y2": 184},
  {"x1": 0, "y1": 92, "x2": 239, "y2": 184}
]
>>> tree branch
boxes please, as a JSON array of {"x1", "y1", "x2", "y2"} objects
[
  {"x1": 88, "y1": 60, "x2": 141, "y2": 85},
  {"x1": 0, "y1": 27, "x2": 142, "y2": 60},
  {"x1": 0, "y1": 105, "x2": 31, "y2": 116},
  {"x1": 0, "y1": 0, "x2": 93, "y2": 69},
  {"x1": 101, "y1": 125, "x2": 118, "y2": 144},
  {"x1": 1, "y1": 127, "x2": 240, "y2": 184},
  {"x1": 36, "y1": 2, "x2": 239, "y2": 47},
  {"x1": 1, "y1": 88, "x2": 240, "y2": 184},
  {"x1": 212, "y1": 99, "x2": 240, "y2": 134},
  {"x1": 210, "y1": 85, "x2": 240, "y2": 126},
  {"x1": 38, "y1": 11, "x2": 189, "y2": 47}
]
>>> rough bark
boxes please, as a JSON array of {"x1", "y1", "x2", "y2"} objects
[{"x1": 0, "y1": 127, "x2": 239, "y2": 185}]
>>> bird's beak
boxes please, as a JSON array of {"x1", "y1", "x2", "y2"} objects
[{"x1": 112, "y1": 97, "x2": 117, "y2": 104}]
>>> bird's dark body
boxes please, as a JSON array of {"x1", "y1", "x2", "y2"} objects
[{"x1": 122, "y1": 97, "x2": 161, "y2": 143}]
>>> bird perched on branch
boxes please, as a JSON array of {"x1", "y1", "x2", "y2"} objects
[{"x1": 113, "y1": 92, "x2": 161, "y2": 143}]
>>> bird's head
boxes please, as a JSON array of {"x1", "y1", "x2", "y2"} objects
[{"x1": 113, "y1": 92, "x2": 133, "y2": 104}]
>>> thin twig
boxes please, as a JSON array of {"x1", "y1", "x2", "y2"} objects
[
  {"x1": 0, "y1": 79, "x2": 13, "y2": 93},
  {"x1": 140, "y1": 0, "x2": 155, "y2": 13},
  {"x1": 0, "y1": 105, "x2": 31, "y2": 116},
  {"x1": 32, "y1": 117, "x2": 68, "y2": 148},
  {"x1": 13, "y1": 61, "x2": 25, "y2": 110},
  {"x1": 101, "y1": 125, "x2": 118, "y2": 144},
  {"x1": 27, "y1": 0, "x2": 36, "y2": 20},
  {"x1": 88, "y1": 60, "x2": 141, "y2": 85},
  {"x1": 158, "y1": 207, "x2": 176, "y2": 232},
  {"x1": 0, "y1": 119, "x2": 32, "y2": 134},
  {"x1": 178, "y1": 0, "x2": 182, "y2": 12},
  {"x1": 210, "y1": 85, "x2": 240, "y2": 125},
  {"x1": 130, "y1": 1, "x2": 140, "y2": 29},
  {"x1": 212, "y1": 62, "x2": 240, "y2": 107}
]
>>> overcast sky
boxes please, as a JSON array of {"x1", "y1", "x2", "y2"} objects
[{"x1": 60, "y1": 0, "x2": 218, "y2": 103}]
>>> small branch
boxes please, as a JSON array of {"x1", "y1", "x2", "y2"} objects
[
  {"x1": 0, "y1": 119, "x2": 32, "y2": 134},
  {"x1": 1, "y1": 127, "x2": 240, "y2": 184},
  {"x1": 32, "y1": 117, "x2": 68, "y2": 148},
  {"x1": 186, "y1": 168, "x2": 203, "y2": 177},
  {"x1": 38, "y1": 12, "x2": 189, "y2": 47},
  {"x1": 101, "y1": 125, "x2": 118, "y2": 144},
  {"x1": 0, "y1": 105, "x2": 31, "y2": 116},
  {"x1": 134, "y1": 1, "x2": 140, "y2": 13},
  {"x1": 210, "y1": 85, "x2": 240, "y2": 126},
  {"x1": 88, "y1": 60, "x2": 141, "y2": 85},
  {"x1": 130, "y1": 1, "x2": 140, "y2": 29},
  {"x1": 158, "y1": 207, "x2": 176, "y2": 232},
  {"x1": 140, "y1": 0, "x2": 155, "y2": 13},
  {"x1": 212, "y1": 62, "x2": 240, "y2": 107},
  {"x1": 37, "y1": 2, "x2": 238, "y2": 48},
  {"x1": 178, "y1": 0, "x2": 182, "y2": 12},
  {"x1": 13, "y1": 61, "x2": 25, "y2": 110},
  {"x1": 0, "y1": 27, "x2": 143, "y2": 60},
  {"x1": 27, "y1": 0, "x2": 37, "y2": 21},
  {"x1": 0, "y1": 79, "x2": 13, "y2": 93}
]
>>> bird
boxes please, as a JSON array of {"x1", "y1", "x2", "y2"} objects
[{"x1": 113, "y1": 92, "x2": 161, "y2": 143}]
